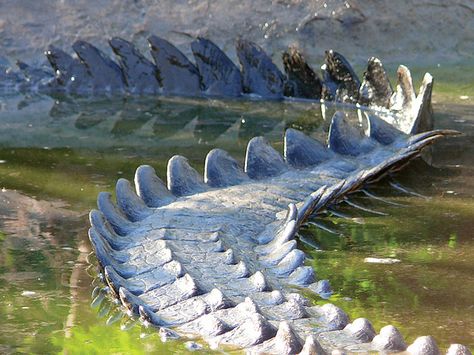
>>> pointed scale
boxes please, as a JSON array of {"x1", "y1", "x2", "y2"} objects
[{"x1": 88, "y1": 111, "x2": 460, "y2": 354}]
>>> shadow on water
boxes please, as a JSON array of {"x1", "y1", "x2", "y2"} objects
[{"x1": 0, "y1": 94, "x2": 472, "y2": 352}]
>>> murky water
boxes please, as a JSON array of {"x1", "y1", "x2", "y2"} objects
[{"x1": 0, "y1": 93, "x2": 472, "y2": 354}]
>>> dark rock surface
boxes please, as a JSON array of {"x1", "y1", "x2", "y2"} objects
[{"x1": 0, "y1": 0, "x2": 472, "y2": 67}]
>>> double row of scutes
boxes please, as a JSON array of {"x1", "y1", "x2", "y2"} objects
[
  {"x1": 86, "y1": 107, "x2": 466, "y2": 354},
  {"x1": 4, "y1": 34, "x2": 431, "y2": 132}
]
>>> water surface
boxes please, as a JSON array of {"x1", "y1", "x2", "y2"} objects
[{"x1": 0, "y1": 93, "x2": 472, "y2": 353}]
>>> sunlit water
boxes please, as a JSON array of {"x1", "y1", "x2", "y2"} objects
[{"x1": 0, "y1": 94, "x2": 472, "y2": 353}]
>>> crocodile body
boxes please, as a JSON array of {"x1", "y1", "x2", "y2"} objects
[
  {"x1": 1, "y1": 35, "x2": 431, "y2": 136},
  {"x1": 89, "y1": 110, "x2": 469, "y2": 353},
  {"x1": 6, "y1": 35, "x2": 468, "y2": 353}
]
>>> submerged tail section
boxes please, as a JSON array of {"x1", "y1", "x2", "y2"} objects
[{"x1": 87, "y1": 109, "x2": 465, "y2": 354}]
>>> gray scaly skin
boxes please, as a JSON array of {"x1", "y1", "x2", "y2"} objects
[
  {"x1": 88, "y1": 105, "x2": 470, "y2": 354},
  {"x1": 0, "y1": 23, "x2": 468, "y2": 352},
  {"x1": 17, "y1": 33, "x2": 462, "y2": 354}
]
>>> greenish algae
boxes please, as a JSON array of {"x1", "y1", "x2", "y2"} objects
[
  {"x1": 0, "y1": 89, "x2": 472, "y2": 353},
  {"x1": 305, "y1": 192, "x2": 474, "y2": 349}
]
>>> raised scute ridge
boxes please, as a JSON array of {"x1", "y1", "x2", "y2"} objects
[
  {"x1": 359, "y1": 57, "x2": 393, "y2": 108},
  {"x1": 447, "y1": 344, "x2": 472, "y2": 355},
  {"x1": 371, "y1": 325, "x2": 407, "y2": 351},
  {"x1": 323, "y1": 50, "x2": 361, "y2": 102},
  {"x1": 86, "y1": 110, "x2": 467, "y2": 354},
  {"x1": 328, "y1": 111, "x2": 376, "y2": 156},
  {"x1": 72, "y1": 40, "x2": 125, "y2": 91},
  {"x1": 167, "y1": 155, "x2": 208, "y2": 196},
  {"x1": 134, "y1": 165, "x2": 176, "y2": 208},
  {"x1": 366, "y1": 112, "x2": 406, "y2": 145},
  {"x1": 250, "y1": 321, "x2": 303, "y2": 354},
  {"x1": 282, "y1": 46, "x2": 322, "y2": 99},
  {"x1": 97, "y1": 191, "x2": 133, "y2": 236},
  {"x1": 45, "y1": 45, "x2": 92, "y2": 92},
  {"x1": 236, "y1": 38, "x2": 285, "y2": 99},
  {"x1": 116, "y1": 178, "x2": 153, "y2": 222},
  {"x1": 191, "y1": 37, "x2": 242, "y2": 97},
  {"x1": 285, "y1": 128, "x2": 334, "y2": 168},
  {"x1": 109, "y1": 37, "x2": 161, "y2": 94},
  {"x1": 204, "y1": 148, "x2": 248, "y2": 187},
  {"x1": 412, "y1": 73, "x2": 434, "y2": 134},
  {"x1": 245, "y1": 136, "x2": 287, "y2": 179},
  {"x1": 148, "y1": 35, "x2": 201, "y2": 96},
  {"x1": 407, "y1": 336, "x2": 441, "y2": 355}
]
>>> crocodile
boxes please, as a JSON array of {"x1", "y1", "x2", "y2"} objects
[
  {"x1": 4, "y1": 36, "x2": 469, "y2": 353},
  {"x1": 88, "y1": 106, "x2": 472, "y2": 354},
  {"x1": 0, "y1": 35, "x2": 431, "y2": 133}
]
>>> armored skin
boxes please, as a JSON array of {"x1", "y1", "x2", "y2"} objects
[
  {"x1": 2, "y1": 34, "x2": 468, "y2": 354},
  {"x1": 88, "y1": 111, "x2": 466, "y2": 353},
  {"x1": 2, "y1": 36, "x2": 429, "y2": 128}
]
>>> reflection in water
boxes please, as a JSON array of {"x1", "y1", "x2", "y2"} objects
[
  {"x1": 64, "y1": 238, "x2": 89, "y2": 339},
  {"x1": 0, "y1": 94, "x2": 337, "y2": 151},
  {"x1": 0, "y1": 94, "x2": 472, "y2": 352},
  {"x1": 0, "y1": 190, "x2": 82, "y2": 353}
]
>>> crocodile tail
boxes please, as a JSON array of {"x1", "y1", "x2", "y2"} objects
[
  {"x1": 72, "y1": 40, "x2": 125, "y2": 92},
  {"x1": 87, "y1": 110, "x2": 464, "y2": 353},
  {"x1": 191, "y1": 37, "x2": 242, "y2": 97},
  {"x1": 236, "y1": 38, "x2": 286, "y2": 99},
  {"x1": 282, "y1": 46, "x2": 322, "y2": 99},
  {"x1": 90, "y1": 110, "x2": 453, "y2": 273},
  {"x1": 388, "y1": 65, "x2": 434, "y2": 134},
  {"x1": 6, "y1": 36, "x2": 436, "y2": 130},
  {"x1": 148, "y1": 35, "x2": 201, "y2": 96},
  {"x1": 109, "y1": 37, "x2": 161, "y2": 94},
  {"x1": 93, "y1": 111, "x2": 455, "y2": 235},
  {"x1": 359, "y1": 56, "x2": 393, "y2": 108},
  {"x1": 323, "y1": 49, "x2": 361, "y2": 103}
]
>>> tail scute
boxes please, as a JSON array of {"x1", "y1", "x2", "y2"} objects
[{"x1": 245, "y1": 136, "x2": 287, "y2": 180}]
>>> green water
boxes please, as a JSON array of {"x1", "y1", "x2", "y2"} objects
[{"x1": 0, "y1": 91, "x2": 472, "y2": 353}]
